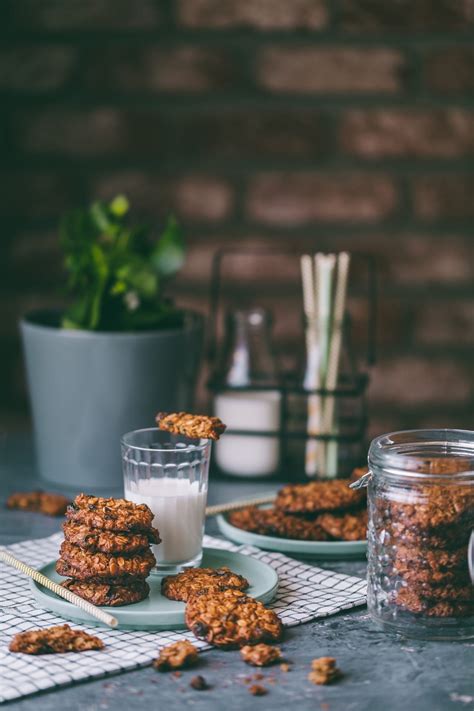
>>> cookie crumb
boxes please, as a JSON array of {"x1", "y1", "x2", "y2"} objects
[
  {"x1": 308, "y1": 657, "x2": 342, "y2": 685},
  {"x1": 249, "y1": 684, "x2": 268, "y2": 696},
  {"x1": 190, "y1": 675, "x2": 209, "y2": 691},
  {"x1": 153, "y1": 641, "x2": 198, "y2": 672},
  {"x1": 280, "y1": 663, "x2": 291, "y2": 672},
  {"x1": 241, "y1": 644, "x2": 282, "y2": 667}
]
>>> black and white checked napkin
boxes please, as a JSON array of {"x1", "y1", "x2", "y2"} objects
[{"x1": 0, "y1": 533, "x2": 366, "y2": 703}]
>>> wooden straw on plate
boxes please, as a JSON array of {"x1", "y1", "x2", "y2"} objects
[
  {"x1": 0, "y1": 548, "x2": 118, "y2": 628},
  {"x1": 205, "y1": 493, "x2": 276, "y2": 517}
]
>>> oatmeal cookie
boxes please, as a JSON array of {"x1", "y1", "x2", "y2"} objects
[
  {"x1": 162, "y1": 566, "x2": 249, "y2": 602},
  {"x1": 240, "y1": 644, "x2": 282, "y2": 666},
  {"x1": 153, "y1": 640, "x2": 199, "y2": 671},
  {"x1": 387, "y1": 469, "x2": 473, "y2": 534},
  {"x1": 57, "y1": 541, "x2": 156, "y2": 581},
  {"x1": 275, "y1": 478, "x2": 365, "y2": 515},
  {"x1": 62, "y1": 579, "x2": 150, "y2": 606},
  {"x1": 156, "y1": 412, "x2": 226, "y2": 441},
  {"x1": 317, "y1": 510, "x2": 368, "y2": 541},
  {"x1": 382, "y1": 517, "x2": 471, "y2": 551},
  {"x1": 405, "y1": 581, "x2": 474, "y2": 602},
  {"x1": 395, "y1": 588, "x2": 473, "y2": 617},
  {"x1": 228, "y1": 506, "x2": 329, "y2": 541},
  {"x1": 7, "y1": 490, "x2": 69, "y2": 516},
  {"x1": 394, "y1": 544, "x2": 469, "y2": 585},
  {"x1": 63, "y1": 520, "x2": 160, "y2": 553},
  {"x1": 66, "y1": 494, "x2": 155, "y2": 532},
  {"x1": 308, "y1": 657, "x2": 342, "y2": 685},
  {"x1": 9, "y1": 624, "x2": 104, "y2": 655},
  {"x1": 185, "y1": 589, "x2": 283, "y2": 649}
]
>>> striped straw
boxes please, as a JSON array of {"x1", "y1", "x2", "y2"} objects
[{"x1": 0, "y1": 548, "x2": 118, "y2": 628}]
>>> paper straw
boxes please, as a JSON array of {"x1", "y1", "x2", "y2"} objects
[
  {"x1": 205, "y1": 493, "x2": 276, "y2": 517},
  {"x1": 0, "y1": 548, "x2": 118, "y2": 628},
  {"x1": 321, "y1": 252, "x2": 351, "y2": 442},
  {"x1": 314, "y1": 254, "x2": 336, "y2": 476},
  {"x1": 301, "y1": 255, "x2": 320, "y2": 476}
]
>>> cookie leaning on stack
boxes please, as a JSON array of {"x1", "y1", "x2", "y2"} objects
[{"x1": 56, "y1": 494, "x2": 160, "y2": 606}]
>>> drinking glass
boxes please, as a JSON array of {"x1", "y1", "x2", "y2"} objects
[{"x1": 121, "y1": 428, "x2": 211, "y2": 575}]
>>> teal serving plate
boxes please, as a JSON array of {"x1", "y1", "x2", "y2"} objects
[
  {"x1": 217, "y1": 513, "x2": 367, "y2": 559},
  {"x1": 30, "y1": 547, "x2": 279, "y2": 631}
]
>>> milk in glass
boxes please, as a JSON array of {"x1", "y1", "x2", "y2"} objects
[{"x1": 125, "y1": 477, "x2": 207, "y2": 566}]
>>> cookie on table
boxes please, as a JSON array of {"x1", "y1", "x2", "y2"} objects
[
  {"x1": 162, "y1": 566, "x2": 249, "y2": 602},
  {"x1": 66, "y1": 493, "x2": 155, "y2": 533},
  {"x1": 185, "y1": 589, "x2": 283, "y2": 648},
  {"x1": 57, "y1": 541, "x2": 156, "y2": 581},
  {"x1": 228, "y1": 506, "x2": 329, "y2": 541},
  {"x1": 62, "y1": 579, "x2": 150, "y2": 607},
  {"x1": 317, "y1": 510, "x2": 368, "y2": 541},
  {"x1": 156, "y1": 412, "x2": 226, "y2": 441},
  {"x1": 240, "y1": 643, "x2": 282, "y2": 666},
  {"x1": 9, "y1": 624, "x2": 104, "y2": 655},
  {"x1": 395, "y1": 588, "x2": 473, "y2": 618},
  {"x1": 63, "y1": 520, "x2": 160, "y2": 554},
  {"x1": 275, "y1": 477, "x2": 365, "y2": 516},
  {"x1": 308, "y1": 657, "x2": 342, "y2": 685},
  {"x1": 7, "y1": 490, "x2": 69, "y2": 517},
  {"x1": 153, "y1": 640, "x2": 198, "y2": 671}
]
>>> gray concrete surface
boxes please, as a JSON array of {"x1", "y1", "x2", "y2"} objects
[{"x1": 0, "y1": 434, "x2": 472, "y2": 710}]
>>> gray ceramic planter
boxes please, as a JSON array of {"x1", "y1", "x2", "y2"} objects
[{"x1": 20, "y1": 310, "x2": 204, "y2": 491}]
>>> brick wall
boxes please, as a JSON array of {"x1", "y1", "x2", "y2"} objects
[{"x1": 1, "y1": 0, "x2": 473, "y2": 436}]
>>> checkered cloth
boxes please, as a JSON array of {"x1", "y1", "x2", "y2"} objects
[{"x1": 0, "y1": 533, "x2": 366, "y2": 703}]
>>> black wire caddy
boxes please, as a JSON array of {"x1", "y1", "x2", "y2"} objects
[{"x1": 206, "y1": 247, "x2": 377, "y2": 481}]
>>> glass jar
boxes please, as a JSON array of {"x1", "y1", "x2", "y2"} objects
[{"x1": 363, "y1": 429, "x2": 474, "y2": 640}]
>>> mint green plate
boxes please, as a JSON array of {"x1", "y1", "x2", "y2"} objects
[
  {"x1": 30, "y1": 547, "x2": 279, "y2": 631},
  {"x1": 217, "y1": 513, "x2": 367, "y2": 559}
]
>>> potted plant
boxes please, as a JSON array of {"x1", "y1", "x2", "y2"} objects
[{"x1": 21, "y1": 196, "x2": 203, "y2": 490}]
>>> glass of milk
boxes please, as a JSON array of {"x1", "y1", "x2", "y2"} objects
[{"x1": 121, "y1": 428, "x2": 211, "y2": 575}]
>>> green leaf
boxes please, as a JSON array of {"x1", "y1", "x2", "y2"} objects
[
  {"x1": 151, "y1": 216, "x2": 185, "y2": 278},
  {"x1": 90, "y1": 201, "x2": 113, "y2": 234},
  {"x1": 59, "y1": 196, "x2": 184, "y2": 332}
]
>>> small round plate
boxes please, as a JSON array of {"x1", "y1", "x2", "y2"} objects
[
  {"x1": 217, "y1": 513, "x2": 367, "y2": 559},
  {"x1": 30, "y1": 547, "x2": 279, "y2": 631}
]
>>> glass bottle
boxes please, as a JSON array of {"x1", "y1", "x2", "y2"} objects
[
  {"x1": 219, "y1": 307, "x2": 278, "y2": 387},
  {"x1": 214, "y1": 308, "x2": 281, "y2": 478}
]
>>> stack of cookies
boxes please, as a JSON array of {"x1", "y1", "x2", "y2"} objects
[
  {"x1": 382, "y1": 459, "x2": 474, "y2": 618},
  {"x1": 229, "y1": 469, "x2": 368, "y2": 542},
  {"x1": 56, "y1": 494, "x2": 159, "y2": 607}
]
